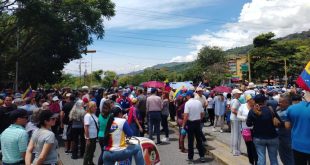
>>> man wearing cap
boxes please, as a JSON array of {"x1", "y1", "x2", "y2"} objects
[
  {"x1": 194, "y1": 87, "x2": 207, "y2": 142},
  {"x1": 81, "y1": 86, "x2": 90, "y2": 101},
  {"x1": 146, "y1": 88, "x2": 163, "y2": 144},
  {"x1": 182, "y1": 90, "x2": 206, "y2": 163},
  {"x1": 0, "y1": 109, "x2": 29, "y2": 165},
  {"x1": 230, "y1": 88, "x2": 243, "y2": 156},
  {"x1": 244, "y1": 82, "x2": 256, "y2": 96},
  {"x1": 116, "y1": 91, "x2": 132, "y2": 113}
]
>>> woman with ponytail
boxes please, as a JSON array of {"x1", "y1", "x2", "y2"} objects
[{"x1": 102, "y1": 107, "x2": 145, "y2": 165}]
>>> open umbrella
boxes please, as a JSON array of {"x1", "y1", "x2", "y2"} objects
[
  {"x1": 212, "y1": 86, "x2": 232, "y2": 93},
  {"x1": 142, "y1": 81, "x2": 165, "y2": 88}
]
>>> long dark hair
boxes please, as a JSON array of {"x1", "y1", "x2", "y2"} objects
[
  {"x1": 101, "y1": 100, "x2": 113, "y2": 117},
  {"x1": 103, "y1": 107, "x2": 122, "y2": 145}
]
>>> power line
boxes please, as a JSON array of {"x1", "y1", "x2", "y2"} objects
[
  {"x1": 99, "y1": 50, "x2": 172, "y2": 61},
  {"x1": 101, "y1": 39, "x2": 190, "y2": 49},
  {"x1": 117, "y1": 6, "x2": 229, "y2": 23},
  {"x1": 108, "y1": 34, "x2": 191, "y2": 45},
  {"x1": 107, "y1": 30, "x2": 192, "y2": 39},
  {"x1": 114, "y1": 6, "x2": 283, "y2": 29}
]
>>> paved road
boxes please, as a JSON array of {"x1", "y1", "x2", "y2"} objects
[{"x1": 59, "y1": 127, "x2": 218, "y2": 165}]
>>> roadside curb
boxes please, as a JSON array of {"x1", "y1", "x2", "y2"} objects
[{"x1": 168, "y1": 121, "x2": 249, "y2": 165}]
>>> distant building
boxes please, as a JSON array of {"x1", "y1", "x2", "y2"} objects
[{"x1": 227, "y1": 55, "x2": 247, "y2": 82}]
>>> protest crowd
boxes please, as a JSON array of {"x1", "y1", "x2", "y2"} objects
[{"x1": 0, "y1": 79, "x2": 309, "y2": 165}]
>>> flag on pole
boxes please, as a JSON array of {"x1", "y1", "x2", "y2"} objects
[
  {"x1": 296, "y1": 61, "x2": 310, "y2": 91},
  {"x1": 22, "y1": 86, "x2": 32, "y2": 99}
]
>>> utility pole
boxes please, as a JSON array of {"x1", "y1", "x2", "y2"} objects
[
  {"x1": 284, "y1": 57, "x2": 288, "y2": 87},
  {"x1": 79, "y1": 59, "x2": 82, "y2": 87},
  {"x1": 248, "y1": 53, "x2": 252, "y2": 82},
  {"x1": 81, "y1": 50, "x2": 96, "y2": 87},
  {"x1": 15, "y1": 2, "x2": 21, "y2": 92}
]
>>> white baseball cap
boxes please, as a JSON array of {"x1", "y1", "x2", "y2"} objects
[{"x1": 232, "y1": 89, "x2": 243, "y2": 95}]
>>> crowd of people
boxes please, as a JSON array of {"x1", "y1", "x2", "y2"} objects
[{"x1": 0, "y1": 82, "x2": 309, "y2": 165}]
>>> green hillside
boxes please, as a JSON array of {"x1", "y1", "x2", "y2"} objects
[{"x1": 124, "y1": 30, "x2": 310, "y2": 75}]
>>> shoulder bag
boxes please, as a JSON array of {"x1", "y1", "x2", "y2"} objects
[{"x1": 267, "y1": 106, "x2": 281, "y2": 128}]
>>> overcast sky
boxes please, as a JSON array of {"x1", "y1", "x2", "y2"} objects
[{"x1": 64, "y1": 0, "x2": 310, "y2": 75}]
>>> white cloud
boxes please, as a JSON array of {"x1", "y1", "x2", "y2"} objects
[
  {"x1": 106, "y1": 0, "x2": 219, "y2": 30},
  {"x1": 171, "y1": 0, "x2": 310, "y2": 62}
]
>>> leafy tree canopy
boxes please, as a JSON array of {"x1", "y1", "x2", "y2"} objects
[{"x1": 0, "y1": 0, "x2": 115, "y2": 88}]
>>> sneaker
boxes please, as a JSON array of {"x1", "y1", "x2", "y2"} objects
[
  {"x1": 212, "y1": 128, "x2": 217, "y2": 132},
  {"x1": 233, "y1": 151, "x2": 241, "y2": 156},
  {"x1": 161, "y1": 137, "x2": 169, "y2": 142},
  {"x1": 156, "y1": 141, "x2": 162, "y2": 145},
  {"x1": 200, "y1": 157, "x2": 206, "y2": 163},
  {"x1": 220, "y1": 129, "x2": 223, "y2": 133},
  {"x1": 65, "y1": 150, "x2": 72, "y2": 155},
  {"x1": 187, "y1": 159, "x2": 194, "y2": 164}
]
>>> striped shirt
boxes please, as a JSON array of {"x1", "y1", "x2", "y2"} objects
[{"x1": 0, "y1": 124, "x2": 28, "y2": 163}]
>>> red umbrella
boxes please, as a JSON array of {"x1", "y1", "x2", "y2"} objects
[
  {"x1": 142, "y1": 81, "x2": 165, "y2": 88},
  {"x1": 213, "y1": 86, "x2": 232, "y2": 93}
]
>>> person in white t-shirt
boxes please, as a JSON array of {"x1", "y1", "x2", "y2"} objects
[
  {"x1": 206, "y1": 94, "x2": 215, "y2": 126},
  {"x1": 83, "y1": 101, "x2": 98, "y2": 165},
  {"x1": 230, "y1": 89, "x2": 243, "y2": 156},
  {"x1": 182, "y1": 91, "x2": 206, "y2": 163}
]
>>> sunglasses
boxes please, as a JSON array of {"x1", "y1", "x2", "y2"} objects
[{"x1": 20, "y1": 116, "x2": 28, "y2": 119}]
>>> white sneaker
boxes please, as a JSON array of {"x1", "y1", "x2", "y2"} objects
[
  {"x1": 212, "y1": 128, "x2": 217, "y2": 132},
  {"x1": 220, "y1": 129, "x2": 223, "y2": 133},
  {"x1": 161, "y1": 137, "x2": 169, "y2": 142}
]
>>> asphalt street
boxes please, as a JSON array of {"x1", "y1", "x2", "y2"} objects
[{"x1": 58, "y1": 126, "x2": 218, "y2": 165}]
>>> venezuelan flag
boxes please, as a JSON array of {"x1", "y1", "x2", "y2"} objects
[
  {"x1": 22, "y1": 86, "x2": 32, "y2": 99},
  {"x1": 296, "y1": 61, "x2": 310, "y2": 91}
]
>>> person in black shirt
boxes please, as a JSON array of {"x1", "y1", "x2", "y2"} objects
[
  {"x1": 0, "y1": 96, "x2": 17, "y2": 134},
  {"x1": 247, "y1": 94, "x2": 281, "y2": 165},
  {"x1": 60, "y1": 94, "x2": 76, "y2": 154}
]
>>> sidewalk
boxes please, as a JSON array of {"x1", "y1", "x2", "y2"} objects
[{"x1": 168, "y1": 121, "x2": 249, "y2": 165}]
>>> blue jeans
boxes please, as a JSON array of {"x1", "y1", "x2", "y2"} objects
[
  {"x1": 129, "y1": 122, "x2": 140, "y2": 137},
  {"x1": 148, "y1": 111, "x2": 161, "y2": 143},
  {"x1": 253, "y1": 137, "x2": 279, "y2": 165},
  {"x1": 278, "y1": 136, "x2": 294, "y2": 165},
  {"x1": 102, "y1": 144, "x2": 145, "y2": 165}
]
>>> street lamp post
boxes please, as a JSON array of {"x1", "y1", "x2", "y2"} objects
[{"x1": 80, "y1": 50, "x2": 96, "y2": 87}]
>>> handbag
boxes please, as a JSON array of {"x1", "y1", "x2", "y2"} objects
[{"x1": 241, "y1": 128, "x2": 252, "y2": 142}]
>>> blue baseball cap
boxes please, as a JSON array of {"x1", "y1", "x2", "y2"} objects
[
  {"x1": 151, "y1": 88, "x2": 157, "y2": 93},
  {"x1": 186, "y1": 90, "x2": 194, "y2": 97}
]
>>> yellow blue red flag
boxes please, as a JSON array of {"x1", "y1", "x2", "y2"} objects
[
  {"x1": 296, "y1": 61, "x2": 310, "y2": 91},
  {"x1": 22, "y1": 86, "x2": 32, "y2": 99}
]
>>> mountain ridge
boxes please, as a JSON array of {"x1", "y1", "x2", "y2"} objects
[{"x1": 122, "y1": 30, "x2": 310, "y2": 76}]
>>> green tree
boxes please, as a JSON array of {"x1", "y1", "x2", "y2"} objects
[
  {"x1": 195, "y1": 46, "x2": 228, "y2": 85},
  {"x1": 0, "y1": 0, "x2": 115, "y2": 88},
  {"x1": 249, "y1": 32, "x2": 307, "y2": 83},
  {"x1": 102, "y1": 71, "x2": 117, "y2": 88},
  {"x1": 196, "y1": 46, "x2": 226, "y2": 70}
]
